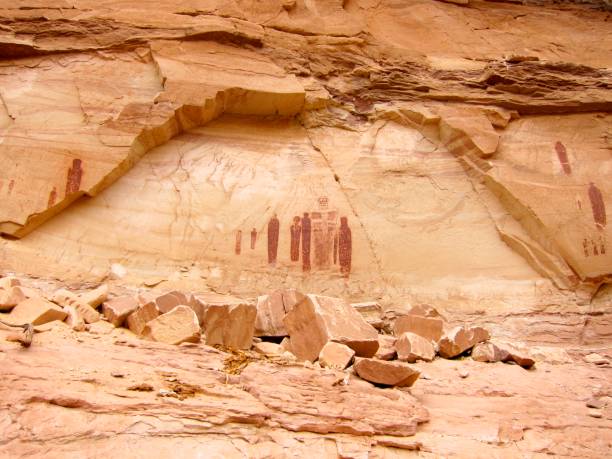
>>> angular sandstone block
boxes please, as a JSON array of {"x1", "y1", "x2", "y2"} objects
[
  {"x1": 142, "y1": 305, "x2": 200, "y2": 345},
  {"x1": 395, "y1": 332, "x2": 435, "y2": 362},
  {"x1": 375, "y1": 334, "x2": 397, "y2": 361},
  {"x1": 318, "y1": 342, "x2": 355, "y2": 370},
  {"x1": 350, "y1": 301, "x2": 383, "y2": 329},
  {"x1": 78, "y1": 284, "x2": 109, "y2": 308},
  {"x1": 64, "y1": 305, "x2": 86, "y2": 331},
  {"x1": 53, "y1": 289, "x2": 100, "y2": 324},
  {"x1": 354, "y1": 358, "x2": 420, "y2": 387},
  {"x1": 394, "y1": 314, "x2": 444, "y2": 343},
  {"x1": 102, "y1": 295, "x2": 139, "y2": 327},
  {"x1": 254, "y1": 289, "x2": 305, "y2": 337},
  {"x1": 9, "y1": 297, "x2": 67, "y2": 325},
  {"x1": 203, "y1": 303, "x2": 256, "y2": 350},
  {"x1": 471, "y1": 342, "x2": 510, "y2": 363},
  {"x1": 284, "y1": 294, "x2": 379, "y2": 362},
  {"x1": 438, "y1": 326, "x2": 490, "y2": 358},
  {"x1": 126, "y1": 302, "x2": 160, "y2": 335},
  {"x1": 0, "y1": 286, "x2": 27, "y2": 312}
]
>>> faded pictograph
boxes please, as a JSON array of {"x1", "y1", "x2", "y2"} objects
[
  {"x1": 555, "y1": 141, "x2": 572, "y2": 175},
  {"x1": 65, "y1": 158, "x2": 83, "y2": 196},
  {"x1": 48, "y1": 187, "x2": 57, "y2": 208},
  {"x1": 235, "y1": 230, "x2": 242, "y2": 255},
  {"x1": 233, "y1": 197, "x2": 354, "y2": 276},
  {"x1": 582, "y1": 182, "x2": 607, "y2": 257}
]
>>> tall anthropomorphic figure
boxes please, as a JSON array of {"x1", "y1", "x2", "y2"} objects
[
  {"x1": 290, "y1": 216, "x2": 301, "y2": 262},
  {"x1": 301, "y1": 212, "x2": 311, "y2": 272},
  {"x1": 66, "y1": 158, "x2": 83, "y2": 196},
  {"x1": 588, "y1": 182, "x2": 606, "y2": 230},
  {"x1": 338, "y1": 216, "x2": 352, "y2": 276},
  {"x1": 267, "y1": 214, "x2": 280, "y2": 266},
  {"x1": 250, "y1": 228, "x2": 257, "y2": 250},
  {"x1": 235, "y1": 230, "x2": 242, "y2": 255}
]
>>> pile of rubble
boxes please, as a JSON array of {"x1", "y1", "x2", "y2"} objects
[{"x1": 0, "y1": 278, "x2": 536, "y2": 388}]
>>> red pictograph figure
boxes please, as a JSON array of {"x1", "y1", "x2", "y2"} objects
[
  {"x1": 267, "y1": 214, "x2": 280, "y2": 265},
  {"x1": 588, "y1": 182, "x2": 606, "y2": 230},
  {"x1": 235, "y1": 230, "x2": 242, "y2": 255},
  {"x1": 555, "y1": 141, "x2": 572, "y2": 175},
  {"x1": 583, "y1": 238, "x2": 589, "y2": 257},
  {"x1": 338, "y1": 216, "x2": 352, "y2": 276},
  {"x1": 301, "y1": 212, "x2": 311, "y2": 272},
  {"x1": 250, "y1": 228, "x2": 257, "y2": 250},
  {"x1": 592, "y1": 239, "x2": 599, "y2": 256},
  {"x1": 48, "y1": 187, "x2": 57, "y2": 208},
  {"x1": 600, "y1": 236, "x2": 606, "y2": 255},
  {"x1": 8, "y1": 179, "x2": 14, "y2": 194},
  {"x1": 290, "y1": 216, "x2": 301, "y2": 261},
  {"x1": 65, "y1": 158, "x2": 83, "y2": 196}
]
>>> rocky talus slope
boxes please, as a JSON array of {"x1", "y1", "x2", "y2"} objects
[{"x1": 0, "y1": 0, "x2": 611, "y2": 457}]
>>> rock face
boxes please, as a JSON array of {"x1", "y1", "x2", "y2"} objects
[
  {"x1": 395, "y1": 332, "x2": 436, "y2": 362},
  {"x1": 354, "y1": 358, "x2": 421, "y2": 387},
  {"x1": 203, "y1": 303, "x2": 256, "y2": 350},
  {"x1": 284, "y1": 294, "x2": 379, "y2": 361},
  {"x1": 438, "y1": 326, "x2": 491, "y2": 358},
  {"x1": 142, "y1": 305, "x2": 200, "y2": 345},
  {"x1": 254, "y1": 289, "x2": 304, "y2": 337},
  {"x1": 7, "y1": 297, "x2": 67, "y2": 325}
]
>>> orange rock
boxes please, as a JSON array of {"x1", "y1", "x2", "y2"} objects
[
  {"x1": 284, "y1": 294, "x2": 379, "y2": 362},
  {"x1": 438, "y1": 326, "x2": 490, "y2": 358},
  {"x1": 253, "y1": 341, "x2": 283, "y2": 355},
  {"x1": 254, "y1": 289, "x2": 305, "y2": 337},
  {"x1": 102, "y1": 295, "x2": 139, "y2": 327},
  {"x1": 203, "y1": 303, "x2": 256, "y2": 350},
  {"x1": 0, "y1": 277, "x2": 21, "y2": 290},
  {"x1": 394, "y1": 314, "x2": 444, "y2": 343},
  {"x1": 375, "y1": 334, "x2": 397, "y2": 360},
  {"x1": 52, "y1": 289, "x2": 100, "y2": 324},
  {"x1": 64, "y1": 305, "x2": 86, "y2": 331},
  {"x1": 471, "y1": 342, "x2": 510, "y2": 363},
  {"x1": 318, "y1": 342, "x2": 355, "y2": 370},
  {"x1": 354, "y1": 358, "x2": 421, "y2": 387},
  {"x1": 350, "y1": 301, "x2": 383, "y2": 329},
  {"x1": 126, "y1": 302, "x2": 160, "y2": 335},
  {"x1": 395, "y1": 332, "x2": 435, "y2": 362},
  {"x1": 154, "y1": 291, "x2": 189, "y2": 314},
  {"x1": 0, "y1": 286, "x2": 27, "y2": 311},
  {"x1": 142, "y1": 305, "x2": 200, "y2": 345},
  {"x1": 8, "y1": 297, "x2": 67, "y2": 325},
  {"x1": 77, "y1": 284, "x2": 108, "y2": 308}
]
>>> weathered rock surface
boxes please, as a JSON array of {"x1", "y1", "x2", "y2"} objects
[
  {"x1": 438, "y1": 326, "x2": 490, "y2": 358},
  {"x1": 6, "y1": 297, "x2": 67, "y2": 325},
  {"x1": 394, "y1": 314, "x2": 445, "y2": 343},
  {"x1": 471, "y1": 341, "x2": 511, "y2": 363},
  {"x1": 395, "y1": 332, "x2": 436, "y2": 362},
  {"x1": 254, "y1": 289, "x2": 304, "y2": 337},
  {"x1": 203, "y1": 303, "x2": 256, "y2": 350},
  {"x1": 350, "y1": 301, "x2": 384, "y2": 329},
  {"x1": 284, "y1": 294, "x2": 379, "y2": 361},
  {"x1": 375, "y1": 334, "x2": 397, "y2": 361},
  {"x1": 318, "y1": 341, "x2": 355, "y2": 370},
  {"x1": 142, "y1": 305, "x2": 200, "y2": 345},
  {"x1": 0, "y1": 286, "x2": 26, "y2": 311},
  {"x1": 78, "y1": 284, "x2": 109, "y2": 308},
  {"x1": 102, "y1": 296, "x2": 139, "y2": 327},
  {"x1": 354, "y1": 358, "x2": 421, "y2": 387}
]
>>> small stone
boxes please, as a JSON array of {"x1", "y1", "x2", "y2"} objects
[
  {"x1": 128, "y1": 383, "x2": 154, "y2": 391},
  {"x1": 109, "y1": 263, "x2": 127, "y2": 279},
  {"x1": 253, "y1": 341, "x2": 284, "y2": 355},
  {"x1": 64, "y1": 305, "x2": 86, "y2": 331},
  {"x1": 142, "y1": 305, "x2": 201, "y2": 345},
  {"x1": 318, "y1": 342, "x2": 355, "y2": 370},
  {"x1": 458, "y1": 369, "x2": 469, "y2": 378},
  {"x1": 280, "y1": 337, "x2": 293, "y2": 353},
  {"x1": 8, "y1": 297, "x2": 67, "y2": 325},
  {"x1": 471, "y1": 342, "x2": 510, "y2": 363},
  {"x1": 111, "y1": 371, "x2": 125, "y2": 378},
  {"x1": 497, "y1": 421, "x2": 524, "y2": 443},
  {"x1": 395, "y1": 332, "x2": 435, "y2": 362},
  {"x1": 584, "y1": 353, "x2": 609, "y2": 365},
  {"x1": 375, "y1": 334, "x2": 397, "y2": 360},
  {"x1": 0, "y1": 276, "x2": 21, "y2": 290},
  {"x1": 588, "y1": 409, "x2": 603, "y2": 418},
  {"x1": 438, "y1": 326, "x2": 490, "y2": 359},
  {"x1": 284, "y1": 294, "x2": 379, "y2": 361},
  {"x1": 586, "y1": 398, "x2": 605, "y2": 409},
  {"x1": 354, "y1": 358, "x2": 420, "y2": 387},
  {"x1": 102, "y1": 295, "x2": 139, "y2": 327}
]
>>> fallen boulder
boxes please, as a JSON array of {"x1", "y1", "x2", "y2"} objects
[
  {"x1": 253, "y1": 341, "x2": 284, "y2": 355},
  {"x1": 154, "y1": 291, "x2": 189, "y2": 314},
  {"x1": 438, "y1": 326, "x2": 490, "y2": 358},
  {"x1": 284, "y1": 294, "x2": 379, "y2": 361},
  {"x1": 354, "y1": 358, "x2": 420, "y2": 387},
  {"x1": 350, "y1": 301, "x2": 384, "y2": 329},
  {"x1": 395, "y1": 332, "x2": 435, "y2": 362},
  {"x1": 102, "y1": 295, "x2": 139, "y2": 327},
  {"x1": 8, "y1": 297, "x2": 67, "y2": 326},
  {"x1": 126, "y1": 302, "x2": 160, "y2": 335},
  {"x1": 375, "y1": 334, "x2": 397, "y2": 360},
  {"x1": 142, "y1": 305, "x2": 200, "y2": 345},
  {"x1": 318, "y1": 342, "x2": 355, "y2": 370},
  {"x1": 394, "y1": 313, "x2": 444, "y2": 343},
  {"x1": 0, "y1": 286, "x2": 27, "y2": 311},
  {"x1": 471, "y1": 342, "x2": 510, "y2": 363},
  {"x1": 53, "y1": 289, "x2": 100, "y2": 324},
  {"x1": 63, "y1": 305, "x2": 86, "y2": 331},
  {"x1": 203, "y1": 303, "x2": 256, "y2": 350},
  {"x1": 254, "y1": 289, "x2": 305, "y2": 337},
  {"x1": 78, "y1": 284, "x2": 108, "y2": 308}
]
